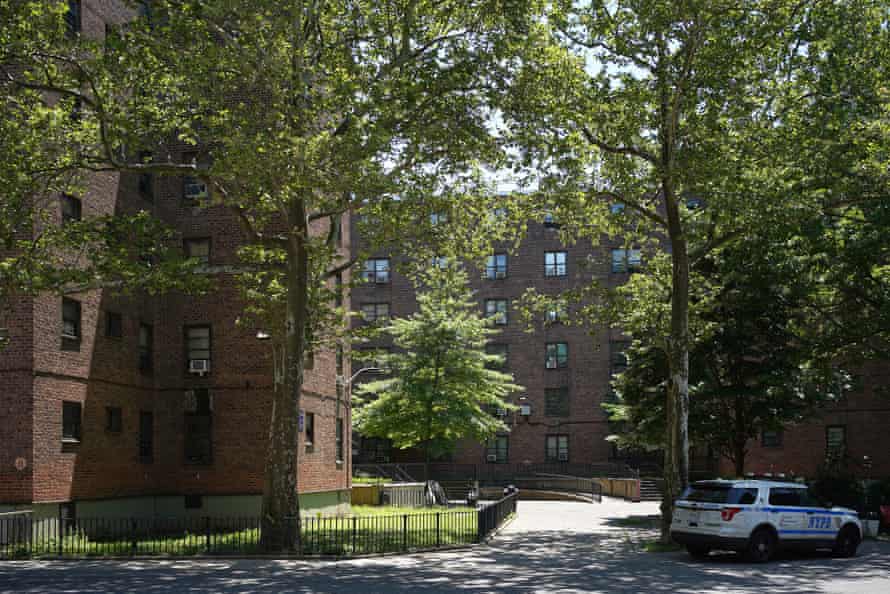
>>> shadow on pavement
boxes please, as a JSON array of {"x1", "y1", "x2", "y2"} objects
[{"x1": 2, "y1": 529, "x2": 890, "y2": 594}]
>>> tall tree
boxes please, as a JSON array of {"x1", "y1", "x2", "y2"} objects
[
  {"x1": 502, "y1": 0, "x2": 836, "y2": 539},
  {"x1": 2, "y1": 1, "x2": 532, "y2": 547},
  {"x1": 607, "y1": 235, "x2": 844, "y2": 477},
  {"x1": 354, "y1": 266, "x2": 522, "y2": 477}
]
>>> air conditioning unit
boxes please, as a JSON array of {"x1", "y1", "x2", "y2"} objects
[
  {"x1": 495, "y1": 270, "x2": 506, "y2": 279},
  {"x1": 486, "y1": 454, "x2": 498, "y2": 462},
  {"x1": 558, "y1": 452, "x2": 569, "y2": 462},
  {"x1": 188, "y1": 359, "x2": 210, "y2": 375},
  {"x1": 519, "y1": 404, "x2": 532, "y2": 416},
  {"x1": 184, "y1": 182, "x2": 208, "y2": 201}
]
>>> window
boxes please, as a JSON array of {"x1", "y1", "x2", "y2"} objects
[
  {"x1": 304, "y1": 411, "x2": 315, "y2": 449},
  {"x1": 185, "y1": 389, "x2": 212, "y2": 464},
  {"x1": 361, "y1": 258, "x2": 390, "y2": 283},
  {"x1": 611, "y1": 249, "x2": 642, "y2": 273},
  {"x1": 485, "y1": 344, "x2": 508, "y2": 369},
  {"x1": 430, "y1": 212, "x2": 447, "y2": 225},
  {"x1": 185, "y1": 325, "x2": 211, "y2": 369},
  {"x1": 139, "y1": 323, "x2": 153, "y2": 373},
  {"x1": 360, "y1": 303, "x2": 389, "y2": 323},
  {"x1": 62, "y1": 401, "x2": 82, "y2": 442},
  {"x1": 686, "y1": 197, "x2": 704, "y2": 210},
  {"x1": 769, "y1": 488, "x2": 804, "y2": 507},
  {"x1": 105, "y1": 407, "x2": 122, "y2": 433},
  {"x1": 485, "y1": 299, "x2": 508, "y2": 325},
  {"x1": 431, "y1": 255, "x2": 448, "y2": 269},
  {"x1": 139, "y1": 411, "x2": 153, "y2": 463},
  {"x1": 610, "y1": 203, "x2": 625, "y2": 214},
  {"x1": 486, "y1": 254, "x2": 508, "y2": 279},
  {"x1": 184, "y1": 238, "x2": 211, "y2": 266},
  {"x1": 543, "y1": 213, "x2": 560, "y2": 229},
  {"x1": 610, "y1": 341, "x2": 629, "y2": 378},
  {"x1": 336, "y1": 418, "x2": 344, "y2": 463},
  {"x1": 138, "y1": 151, "x2": 153, "y2": 201},
  {"x1": 62, "y1": 298, "x2": 81, "y2": 340},
  {"x1": 65, "y1": 0, "x2": 81, "y2": 36},
  {"x1": 546, "y1": 299, "x2": 567, "y2": 324},
  {"x1": 545, "y1": 434, "x2": 569, "y2": 462},
  {"x1": 182, "y1": 152, "x2": 208, "y2": 203},
  {"x1": 762, "y1": 429, "x2": 783, "y2": 448},
  {"x1": 492, "y1": 206, "x2": 508, "y2": 219},
  {"x1": 485, "y1": 436, "x2": 509, "y2": 463},
  {"x1": 105, "y1": 311, "x2": 123, "y2": 339},
  {"x1": 682, "y1": 484, "x2": 759, "y2": 505},
  {"x1": 544, "y1": 251, "x2": 567, "y2": 277},
  {"x1": 61, "y1": 194, "x2": 82, "y2": 224},
  {"x1": 826, "y1": 425, "x2": 846, "y2": 460},
  {"x1": 545, "y1": 343, "x2": 568, "y2": 369},
  {"x1": 184, "y1": 495, "x2": 203, "y2": 509},
  {"x1": 545, "y1": 388, "x2": 570, "y2": 417}
]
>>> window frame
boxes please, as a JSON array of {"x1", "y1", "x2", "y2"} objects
[
  {"x1": 544, "y1": 251, "x2": 567, "y2": 277},
  {"x1": 545, "y1": 299, "x2": 567, "y2": 324},
  {"x1": 545, "y1": 434, "x2": 569, "y2": 463},
  {"x1": 138, "y1": 151, "x2": 154, "y2": 201},
  {"x1": 336, "y1": 418, "x2": 345, "y2": 463},
  {"x1": 181, "y1": 151, "x2": 208, "y2": 204},
  {"x1": 826, "y1": 425, "x2": 846, "y2": 460},
  {"x1": 184, "y1": 389, "x2": 213, "y2": 465},
  {"x1": 485, "y1": 435, "x2": 509, "y2": 464},
  {"x1": 105, "y1": 406, "x2": 122, "y2": 433},
  {"x1": 486, "y1": 254, "x2": 508, "y2": 280},
  {"x1": 761, "y1": 429, "x2": 783, "y2": 448},
  {"x1": 184, "y1": 324, "x2": 212, "y2": 370},
  {"x1": 485, "y1": 343, "x2": 509, "y2": 369},
  {"x1": 545, "y1": 342, "x2": 569, "y2": 369},
  {"x1": 361, "y1": 258, "x2": 391, "y2": 284},
  {"x1": 61, "y1": 194, "x2": 82, "y2": 224},
  {"x1": 61, "y1": 298, "x2": 81, "y2": 340},
  {"x1": 105, "y1": 311, "x2": 123, "y2": 339},
  {"x1": 65, "y1": 0, "x2": 82, "y2": 36},
  {"x1": 610, "y1": 341, "x2": 630, "y2": 378},
  {"x1": 62, "y1": 401, "x2": 82, "y2": 443},
  {"x1": 139, "y1": 322, "x2": 154, "y2": 373},
  {"x1": 544, "y1": 387, "x2": 570, "y2": 417},
  {"x1": 184, "y1": 237, "x2": 212, "y2": 266},
  {"x1": 360, "y1": 302, "x2": 390, "y2": 323},
  {"x1": 304, "y1": 411, "x2": 315, "y2": 450},
  {"x1": 139, "y1": 410, "x2": 154, "y2": 463},
  {"x1": 485, "y1": 299, "x2": 508, "y2": 325},
  {"x1": 611, "y1": 248, "x2": 642, "y2": 273}
]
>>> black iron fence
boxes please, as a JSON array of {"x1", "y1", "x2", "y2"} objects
[
  {"x1": 0, "y1": 493, "x2": 518, "y2": 559},
  {"x1": 354, "y1": 462, "x2": 638, "y2": 483}
]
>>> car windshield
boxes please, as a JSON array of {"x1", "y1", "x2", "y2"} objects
[{"x1": 682, "y1": 484, "x2": 758, "y2": 505}]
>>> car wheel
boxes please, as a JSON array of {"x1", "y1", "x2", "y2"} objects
[
  {"x1": 746, "y1": 528, "x2": 775, "y2": 563},
  {"x1": 686, "y1": 545, "x2": 711, "y2": 559},
  {"x1": 833, "y1": 525, "x2": 860, "y2": 558}
]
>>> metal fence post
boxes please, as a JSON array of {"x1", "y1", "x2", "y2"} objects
[
  {"x1": 131, "y1": 518, "x2": 138, "y2": 553},
  {"x1": 402, "y1": 514, "x2": 408, "y2": 551},
  {"x1": 352, "y1": 517, "x2": 357, "y2": 554},
  {"x1": 204, "y1": 517, "x2": 210, "y2": 553},
  {"x1": 436, "y1": 512, "x2": 440, "y2": 548},
  {"x1": 56, "y1": 506, "x2": 63, "y2": 557}
]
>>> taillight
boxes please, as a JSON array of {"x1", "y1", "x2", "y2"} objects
[{"x1": 721, "y1": 507, "x2": 742, "y2": 521}]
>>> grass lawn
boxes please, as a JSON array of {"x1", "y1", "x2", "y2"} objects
[{"x1": 10, "y1": 505, "x2": 478, "y2": 558}]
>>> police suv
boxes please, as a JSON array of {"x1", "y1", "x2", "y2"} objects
[{"x1": 671, "y1": 479, "x2": 862, "y2": 562}]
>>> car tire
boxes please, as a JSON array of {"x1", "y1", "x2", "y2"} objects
[
  {"x1": 686, "y1": 545, "x2": 711, "y2": 559},
  {"x1": 746, "y1": 528, "x2": 775, "y2": 563},
  {"x1": 833, "y1": 525, "x2": 860, "y2": 558}
]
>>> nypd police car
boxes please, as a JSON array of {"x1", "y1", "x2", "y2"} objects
[{"x1": 671, "y1": 479, "x2": 862, "y2": 562}]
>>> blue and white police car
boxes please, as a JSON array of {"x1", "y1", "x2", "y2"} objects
[{"x1": 671, "y1": 479, "x2": 862, "y2": 562}]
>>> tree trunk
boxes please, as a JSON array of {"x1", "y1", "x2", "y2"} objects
[
  {"x1": 261, "y1": 198, "x2": 309, "y2": 551},
  {"x1": 733, "y1": 445, "x2": 746, "y2": 478}
]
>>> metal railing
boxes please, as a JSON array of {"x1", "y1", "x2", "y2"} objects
[
  {"x1": 0, "y1": 495, "x2": 518, "y2": 559},
  {"x1": 353, "y1": 462, "x2": 639, "y2": 483}
]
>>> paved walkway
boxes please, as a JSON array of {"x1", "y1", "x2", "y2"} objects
[{"x1": 2, "y1": 499, "x2": 890, "y2": 593}]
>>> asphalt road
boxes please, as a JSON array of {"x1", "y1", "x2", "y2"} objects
[{"x1": 2, "y1": 500, "x2": 888, "y2": 594}]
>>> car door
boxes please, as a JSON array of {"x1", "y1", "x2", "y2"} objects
[
  {"x1": 768, "y1": 487, "x2": 808, "y2": 539},
  {"x1": 798, "y1": 488, "x2": 839, "y2": 545}
]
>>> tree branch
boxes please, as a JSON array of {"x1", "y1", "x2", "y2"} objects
[{"x1": 581, "y1": 126, "x2": 657, "y2": 164}]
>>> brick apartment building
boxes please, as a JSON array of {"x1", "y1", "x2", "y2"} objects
[
  {"x1": 350, "y1": 214, "x2": 890, "y2": 480},
  {"x1": 0, "y1": 1, "x2": 351, "y2": 521}
]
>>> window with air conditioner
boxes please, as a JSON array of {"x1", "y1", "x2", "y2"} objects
[
  {"x1": 62, "y1": 401, "x2": 82, "y2": 443},
  {"x1": 61, "y1": 298, "x2": 81, "y2": 341},
  {"x1": 486, "y1": 254, "x2": 508, "y2": 280},
  {"x1": 184, "y1": 238, "x2": 211, "y2": 266},
  {"x1": 611, "y1": 248, "x2": 642, "y2": 273},
  {"x1": 485, "y1": 343, "x2": 508, "y2": 369},
  {"x1": 360, "y1": 302, "x2": 389, "y2": 323},
  {"x1": 181, "y1": 152, "x2": 208, "y2": 203},
  {"x1": 185, "y1": 325, "x2": 211, "y2": 373},
  {"x1": 485, "y1": 436, "x2": 508, "y2": 464},
  {"x1": 546, "y1": 434, "x2": 569, "y2": 463}
]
